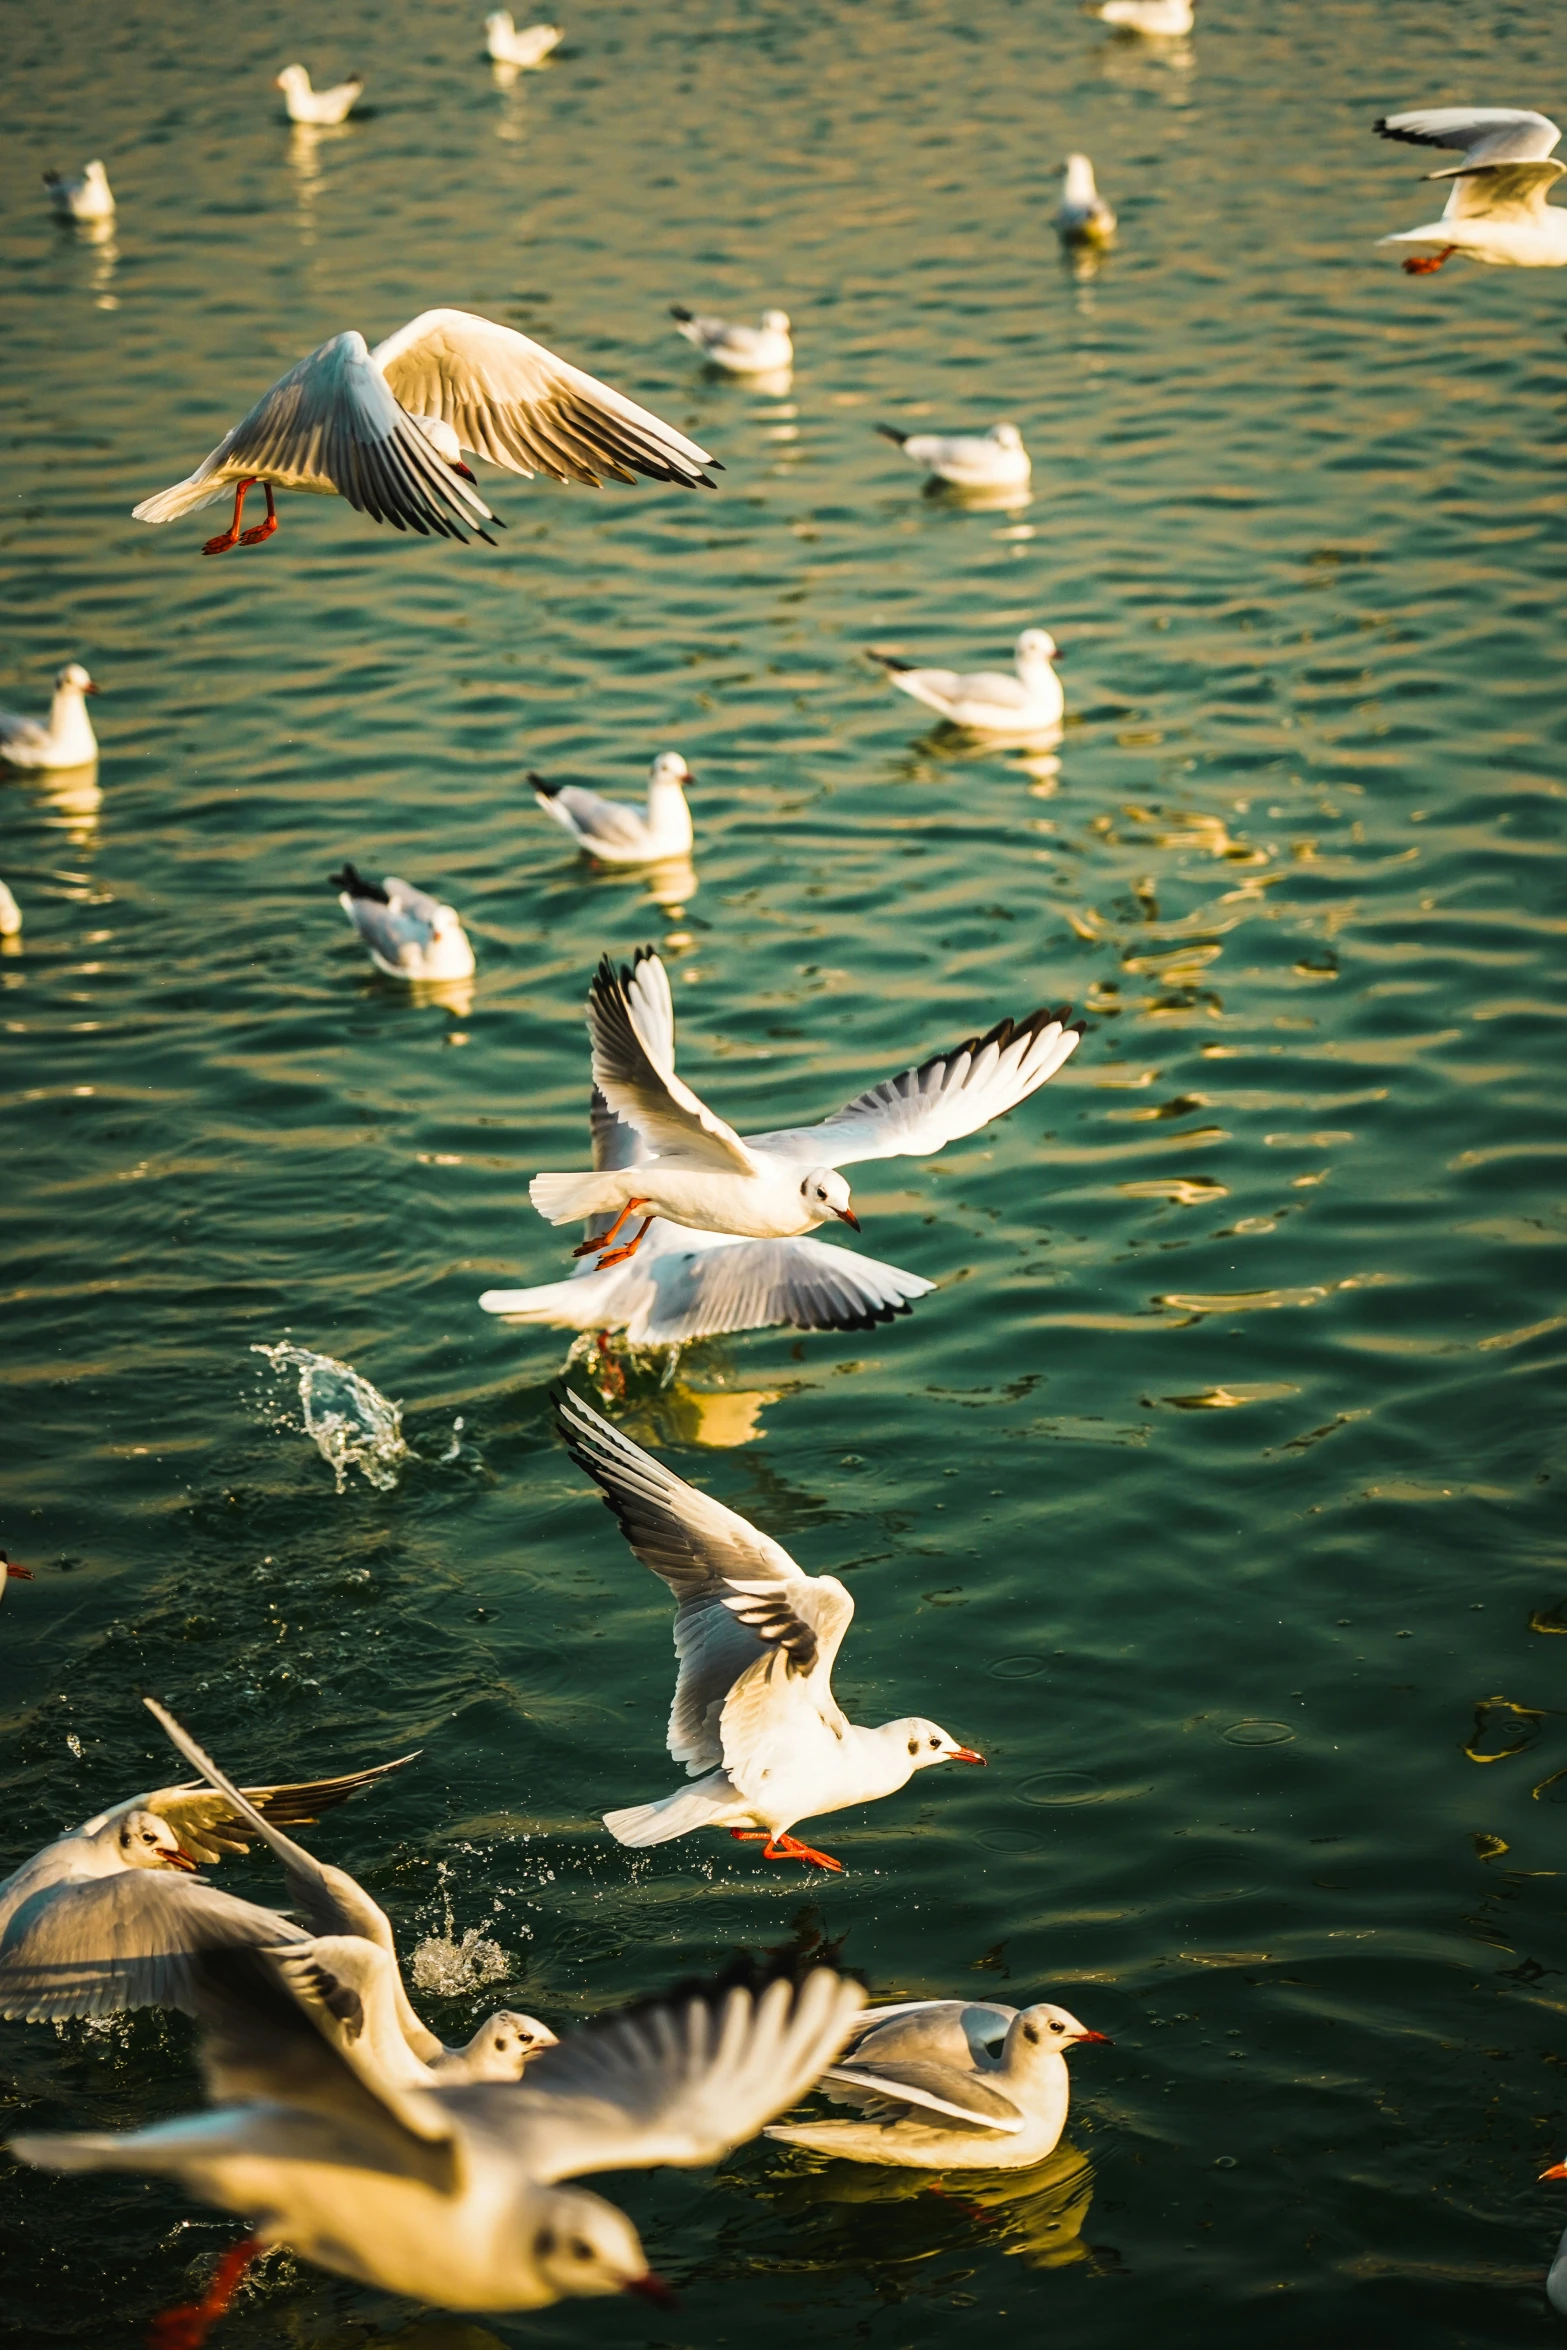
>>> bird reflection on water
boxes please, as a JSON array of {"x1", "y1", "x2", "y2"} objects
[{"x1": 762, "y1": 2138, "x2": 1098, "y2": 2274}]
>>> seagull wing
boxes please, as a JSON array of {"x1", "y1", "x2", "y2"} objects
[
  {"x1": 554, "y1": 1388, "x2": 853, "y2": 1771},
  {"x1": 1446, "y1": 158, "x2": 1567, "y2": 218},
  {"x1": 589, "y1": 1082, "x2": 642, "y2": 1175},
  {"x1": 448, "y1": 1962, "x2": 864, "y2": 2182},
  {"x1": 548, "y1": 786, "x2": 651, "y2": 852},
  {"x1": 132, "y1": 333, "x2": 500, "y2": 540},
  {"x1": 586, "y1": 948, "x2": 757, "y2": 1173},
  {"x1": 371, "y1": 308, "x2": 717, "y2": 489},
  {"x1": 747, "y1": 1007, "x2": 1081, "y2": 1168},
  {"x1": 1376, "y1": 106, "x2": 1561, "y2": 172},
  {"x1": 631, "y1": 1234, "x2": 934, "y2": 1344},
  {"x1": 0, "y1": 1873, "x2": 305, "y2": 2022},
  {"x1": 83, "y1": 1751, "x2": 418, "y2": 1863},
  {"x1": 816, "y1": 2056, "x2": 1026, "y2": 2133},
  {"x1": 342, "y1": 892, "x2": 431, "y2": 969}
]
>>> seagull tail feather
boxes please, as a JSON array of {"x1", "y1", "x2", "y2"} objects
[
  {"x1": 604, "y1": 1775, "x2": 736, "y2": 1848},
  {"x1": 529, "y1": 1171, "x2": 628, "y2": 1226},
  {"x1": 132, "y1": 471, "x2": 234, "y2": 525}
]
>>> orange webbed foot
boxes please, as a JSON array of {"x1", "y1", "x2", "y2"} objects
[{"x1": 764, "y1": 1833, "x2": 844, "y2": 1873}]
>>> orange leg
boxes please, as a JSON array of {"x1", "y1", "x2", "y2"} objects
[
  {"x1": 573, "y1": 1196, "x2": 647, "y2": 1260},
  {"x1": 1402, "y1": 246, "x2": 1456, "y2": 276},
  {"x1": 730, "y1": 1827, "x2": 843, "y2": 1872},
  {"x1": 239, "y1": 482, "x2": 277, "y2": 546},
  {"x1": 594, "y1": 1214, "x2": 654, "y2": 1271},
  {"x1": 147, "y1": 2237, "x2": 259, "y2": 2350},
  {"x1": 203, "y1": 481, "x2": 277, "y2": 556}
]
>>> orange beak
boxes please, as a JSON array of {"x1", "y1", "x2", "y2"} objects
[
  {"x1": 833, "y1": 1206, "x2": 861, "y2": 1231},
  {"x1": 1074, "y1": 2030, "x2": 1114, "y2": 2046},
  {"x1": 625, "y1": 2273, "x2": 678, "y2": 2308},
  {"x1": 2, "y1": 1557, "x2": 33, "y2": 1580},
  {"x1": 951, "y1": 1746, "x2": 986, "y2": 1765},
  {"x1": 1541, "y1": 2162, "x2": 1567, "y2": 2181},
  {"x1": 160, "y1": 1847, "x2": 200, "y2": 1873}
]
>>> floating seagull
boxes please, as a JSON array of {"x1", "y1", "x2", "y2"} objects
[
  {"x1": 13, "y1": 1943, "x2": 863, "y2": 2327},
  {"x1": 0, "y1": 1719, "x2": 410, "y2": 2023},
  {"x1": 1539, "y1": 2155, "x2": 1567, "y2": 2313},
  {"x1": 1099, "y1": 0, "x2": 1193, "y2": 32},
  {"x1": 1056, "y1": 153, "x2": 1117, "y2": 244},
  {"x1": 871, "y1": 628, "x2": 1064, "y2": 735},
  {"x1": 43, "y1": 160, "x2": 115, "y2": 222},
  {"x1": 133, "y1": 309, "x2": 718, "y2": 555},
  {"x1": 530, "y1": 948, "x2": 1080, "y2": 1265},
  {"x1": 331, "y1": 862, "x2": 477, "y2": 981},
  {"x1": 671, "y1": 305, "x2": 793, "y2": 375},
  {"x1": 276, "y1": 64, "x2": 364, "y2": 125},
  {"x1": 875, "y1": 420, "x2": 1031, "y2": 494},
  {"x1": 0, "y1": 663, "x2": 99, "y2": 771},
  {"x1": 556, "y1": 1389, "x2": 986, "y2": 1872},
  {"x1": 1374, "y1": 108, "x2": 1567, "y2": 271},
  {"x1": 145, "y1": 1700, "x2": 552, "y2": 2087},
  {"x1": 483, "y1": 1071, "x2": 933, "y2": 1343},
  {"x1": 529, "y1": 750, "x2": 694, "y2": 864},
  {"x1": 767, "y1": 1995, "x2": 1111, "y2": 2167},
  {"x1": 486, "y1": 11, "x2": 562, "y2": 65},
  {"x1": 0, "y1": 882, "x2": 20, "y2": 938}
]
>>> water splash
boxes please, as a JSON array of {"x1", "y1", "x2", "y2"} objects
[
  {"x1": 251, "y1": 1342, "x2": 410, "y2": 1493},
  {"x1": 410, "y1": 1864, "x2": 514, "y2": 1996}
]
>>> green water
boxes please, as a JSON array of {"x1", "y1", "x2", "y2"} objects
[{"x1": 4, "y1": 0, "x2": 1567, "y2": 2342}]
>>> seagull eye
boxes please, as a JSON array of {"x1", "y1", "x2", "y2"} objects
[
  {"x1": 1049, "y1": 2020, "x2": 1064, "y2": 2035},
  {"x1": 928, "y1": 1737, "x2": 940, "y2": 1749},
  {"x1": 570, "y1": 2239, "x2": 593, "y2": 2262}
]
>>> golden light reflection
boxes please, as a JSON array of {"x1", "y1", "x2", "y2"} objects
[{"x1": 771, "y1": 2140, "x2": 1096, "y2": 2272}]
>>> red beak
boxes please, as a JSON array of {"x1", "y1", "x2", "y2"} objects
[
  {"x1": 161, "y1": 1847, "x2": 200, "y2": 1873},
  {"x1": 83, "y1": 680, "x2": 100, "y2": 696},
  {"x1": 1073, "y1": 2030, "x2": 1114, "y2": 2046},
  {"x1": 3, "y1": 1558, "x2": 33, "y2": 1581},
  {"x1": 834, "y1": 1207, "x2": 861, "y2": 1231},
  {"x1": 625, "y1": 2272, "x2": 679, "y2": 2308},
  {"x1": 1541, "y1": 2162, "x2": 1567, "y2": 2181},
  {"x1": 951, "y1": 1746, "x2": 986, "y2": 1765}
]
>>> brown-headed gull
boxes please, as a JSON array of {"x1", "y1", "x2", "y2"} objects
[
  {"x1": 486, "y1": 12, "x2": 562, "y2": 65},
  {"x1": 144, "y1": 1700, "x2": 553, "y2": 2087},
  {"x1": 1100, "y1": 0, "x2": 1193, "y2": 32},
  {"x1": 0, "y1": 882, "x2": 20, "y2": 938},
  {"x1": 44, "y1": 160, "x2": 115, "y2": 222},
  {"x1": 12, "y1": 1943, "x2": 864, "y2": 2331},
  {"x1": 870, "y1": 628, "x2": 1064, "y2": 733},
  {"x1": 133, "y1": 309, "x2": 718, "y2": 556},
  {"x1": 766, "y1": 1995, "x2": 1110, "y2": 2167},
  {"x1": 276, "y1": 64, "x2": 364, "y2": 125},
  {"x1": 482, "y1": 1075, "x2": 933, "y2": 1344},
  {"x1": 556, "y1": 1389, "x2": 986, "y2": 1873},
  {"x1": 1539, "y1": 2156, "x2": 1567, "y2": 2312},
  {"x1": 330, "y1": 862, "x2": 476, "y2": 981},
  {"x1": 874, "y1": 420, "x2": 1031, "y2": 494},
  {"x1": 671, "y1": 305, "x2": 793, "y2": 375},
  {"x1": 529, "y1": 750, "x2": 694, "y2": 864},
  {"x1": 0, "y1": 663, "x2": 99, "y2": 771},
  {"x1": 529, "y1": 949, "x2": 1080, "y2": 1268},
  {"x1": 1056, "y1": 154, "x2": 1117, "y2": 244},
  {"x1": 1375, "y1": 108, "x2": 1567, "y2": 271},
  {"x1": 0, "y1": 1716, "x2": 411, "y2": 2023}
]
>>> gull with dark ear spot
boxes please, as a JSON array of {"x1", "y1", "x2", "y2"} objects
[{"x1": 555, "y1": 1389, "x2": 986, "y2": 1874}]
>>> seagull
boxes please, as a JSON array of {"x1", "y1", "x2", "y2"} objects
[
  {"x1": 529, "y1": 948, "x2": 1081, "y2": 1266},
  {"x1": 1539, "y1": 2156, "x2": 1567, "y2": 2313},
  {"x1": 0, "y1": 1717, "x2": 411, "y2": 2023},
  {"x1": 671, "y1": 305, "x2": 793, "y2": 375},
  {"x1": 331, "y1": 863, "x2": 477, "y2": 981},
  {"x1": 0, "y1": 663, "x2": 99, "y2": 771},
  {"x1": 275, "y1": 64, "x2": 364, "y2": 125},
  {"x1": 1056, "y1": 154, "x2": 1117, "y2": 244},
  {"x1": 145, "y1": 1700, "x2": 553, "y2": 2087},
  {"x1": 529, "y1": 750, "x2": 694, "y2": 864},
  {"x1": 43, "y1": 160, "x2": 115, "y2": 222},
  {"x1": 874, "y1": 421, "x2": 1031, "y2": 494},
  {"x1": 555, "y1": 1388, "x2": 986, "y2": 1873},
  {"x1": 133, "y1": 309, "x2": 718, "y2": 556},
  {"x1": 1099, "y1": 0, "x2": 1193, "y2": 33},
  {"x1": 12, "y1": 1942, "x2": 864, "y2": 2329},
  {"x1": 0, "y1": 882, "x2": 20, "y2": 938},
  {"x1": 766, "y1": 1995, "x2": 1111, "y2": 2167},
  {"x1": 481, "y1": 1077, "x2": 933, "y2": 1345},
  {"x1": 870, "y1": 628, "x2": 1064, "y2": 734},
  {"x1": 486, "y1": 12, "x2": 563, "y2": 65},
  {"x1": 1374, "y1": 108, "x2": 1567, "y2": 271}
]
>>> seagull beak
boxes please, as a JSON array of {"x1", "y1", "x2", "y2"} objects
[
  {"x1": 2, "y1": 1557, "x2": 32, "y2": 1580},
  {"x1": 83, "y1": 680, "x2": 100, "y2": 695},
  {"x1": 160, "y1": 1847, "x2": 200, "y2": 1873},
  {"x1": 1541, "y1": 2162, "x2": 1567, "y2": 2181},
  {"x1": 833, "y1": 1206, "x2": 861, "y2": 1231},
  {"x1": 1072, "y1": 2030, "x2": 1114, "y2": 2046},
  {"x1": 625, "y1": 2272, "x2": 679, "y2": 2308},
  {"x1": 950, "y1": 1746, "x2": 986, "y2": 1765}
]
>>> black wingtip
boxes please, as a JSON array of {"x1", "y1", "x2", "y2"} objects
[
  {"x1": 867, "y1": 649, "x2": 912, "y2": 672},
  {"x1": 873, "y1": 424, "x2": 908, "y2": 447},
  {"x1": 529, "y1": 770, "x2": 565, "y2": 799},
  {"x1": 670, "y1": 303, "x2": 694, "y2": 322},
  {"x1": 329, "y1": 862, "x2": 390, "y2": 904}
]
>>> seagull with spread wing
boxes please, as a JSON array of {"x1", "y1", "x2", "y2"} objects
[
  {"x1": 1374, "y1": 107, "x2": 1567, "y2": 271},
  {"x1": 133, "y1": 308, "x2": 718, "y2": 555},
  {"x1": 527, "y1": 947, "x2": 1081, "y2": 1271},
  {"x1": 555, "y1": 1388, "x2": 985, "y2": 1873}
]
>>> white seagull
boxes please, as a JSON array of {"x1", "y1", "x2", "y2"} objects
[
  {"x1": 671, "y1": 304, "x2": 793, "y2": 375},
  {"x1": 870, "y1": 628, "x2": 1064, "y2": 734},
  {"x1": 482, "y1": 1076, "x2": 933, "y2": 1345},
  {"x1": 766, "y1": 1995, "x2": 1111, "y2": 2168},
  {"x1": 528, "y1": 947, "x2": 1081, "y2": 1265},
  {"x1": 557, "y1": 1389, "x2": 986, "y2": 1873},
  {"x1": 0, "y1": 882, "x2": 21, "y2": 938},
  {"x1": 1056, "y1": 154, "x2": 1117, "y2": 244},
  {"x1": 12, "y1": 1945, "x2": 864, "y2": 2324},
  {"x1": 132, "y1": 308, "x2": 718, "y2": 556},
  {"x1": 1374, "y1": 107, "x2": 1567, "y2": 271},
  {"x1": 1099, "y1": 0, "x2": 1193, "y2": 33},
  {"x1": 276, "y1": 64, "x2": 364, "y2": 125},
  {"x1": 874, "y1": 420, "x2": 1031, "y2": 494},
  {"x1": 529, "y1": 750, "x2": 694, "y2": 864},
  {"x1": 44, "y1": 160, "x2": 115, "y2": 222},
  {"x1": 0, "y1": 663, "x2": 99, "y2": 770},
  {"x1": 0, "y1": 1720, "x2": 410, "y2": 2023},
  {"x1": 486, "y1": 12, "x2": 563, "y2": 65},
  {"x1": 1539, "y1": 2155, "x2": 1567, "y2": 2313},
  {"x1": 331, "y1": 862, "x2": 477, "y2": 981}
]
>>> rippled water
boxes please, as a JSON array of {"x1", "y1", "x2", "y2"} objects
[{"x1": 4, "y1": 0, "x2": 1567, "y2": 2342}]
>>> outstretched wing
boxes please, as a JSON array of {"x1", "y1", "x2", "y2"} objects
[
  {"x1": 372, "y1": 309, "x2": 717, "y2": 489},
  {"x1": 554, "y1": 1387, "x2": 853, "y2": 1770},
  {"x1": 1446, "y1": 158, "x2": 1566, "y2": 219},
  {"x1": 0, "y1": 1872, "x2": 304, "y2": 2022},
  {"x1": 1375, "y1": 106, "x2": 1561, "y2": 173},
  {"x1": 817, "y1": 2056, "x2": 1026, "y2": 2132},
  {"x1": 747, "y1": 1007, "x2": 1081, "y2": 1168},
  {"x1": 632, "y1": 1232, "x2": 933, "y2": 1344},
  {"x1": 84, "y1": 1751, "x2": 418, "y2": 1863},
  {"x1": 587, "y1": 948, "x2": 756, "y2": 1173}
]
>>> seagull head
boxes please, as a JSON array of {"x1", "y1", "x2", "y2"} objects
[
  {"x1": 801, "y1": 1168, "x2": 859, "y2": 1230},
  {"x1": 430, "y1": 903, "x2": 465, "y2": 939},
  {"x1": 1005, "y1": 2002, "x2": 1113, "y2": 2069},
  {"x1": 761, "y1": 309, "x2": 792, "y2": 334},
  {"x1": 991, "y1": 423, "x2": 1025, "y2": 451},
  {"x1": 1016, "y1": 628, "x2": 1059, "y2": 669},
  {"x1": 528, "y1": 2187, "x2": 669, "y2": 2304},
  {"x1": 461, "y1": 2009, "x2": 558, "y2": 2079},
  {"x1": 58, "y1": 662, "x2": 98, "y2": 696},
  {"x1": 649, "y1": 750, "x2": 692, "y2": 789},
  {"x1": 275, "y1": 64, "x2": 310, "y2": 91},
  {"x1": 897, "y1": 1718, "x2": 987, "y2": 1772},
  {"x1": 109, "y1": 1810, "x2": 199, "y2": 1873}
]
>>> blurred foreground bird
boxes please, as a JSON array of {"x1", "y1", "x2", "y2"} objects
[
  {"x1": 0, "y1": 882, "x2": 20, "y2": 938},
  {"x1": 275, "y1": 64, "x2": 364, "y2": 124},
  {"x1": 331, "y1": 863, "x2": 476, "y2": 980},
  {"x1": 0, "y1": 663, "x2": 99, "y2": 770},
  {"x1": 44, "y1": 160, "x2": 115, "y2": 221},
  {"x1": 1374, "y1": 107, "x2": 1567, "y2": 270}
]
